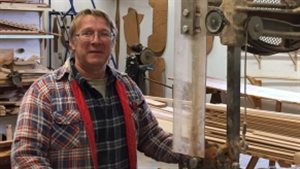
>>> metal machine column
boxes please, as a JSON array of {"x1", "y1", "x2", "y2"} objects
[{"x1": 226, "y1": 46, "x2": 241, "y2": 169}]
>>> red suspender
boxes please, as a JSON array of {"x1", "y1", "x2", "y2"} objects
[
  {"x1": 70, "y1": 80, "x2": 98, "y2": 169},
  {"x1": 71, "y1": 80, "x2": 137, "y2": 169},
  {"x1": 115, "y1": 80, "x2": 137, "y2": 169}
]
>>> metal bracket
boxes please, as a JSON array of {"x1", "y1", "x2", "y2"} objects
[
  {"x1": 181, "y1": 0, "x2": 201, "y2": 35},
  {"x1": 288, "y1": 51, "x2": 298, "y2": 71},
  {"x1": 253, "y1": 54, "x2": 262, "y2": 70}
]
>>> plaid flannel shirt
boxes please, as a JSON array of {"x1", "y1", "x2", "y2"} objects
[{"x1": 11, "y1": 58, "x2": 180, "y2": 169}]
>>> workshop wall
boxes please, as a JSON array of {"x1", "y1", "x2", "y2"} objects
[{"x1": 49, "y1": 0, "x2": 299, "y2": 111}]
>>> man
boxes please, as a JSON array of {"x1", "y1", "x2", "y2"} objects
[{"x1": 11, "y1": 9, "x2": 188, "y2": 169}]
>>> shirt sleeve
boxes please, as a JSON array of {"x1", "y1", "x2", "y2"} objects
[
  {"x1": 116, "y1": 73, "x2": 187, "y2": 164},
  {"x1": 121, "y1": 75, "x2": 181, "y2": 163},
  {"x1": 11, "y1": 80, "x2": 53, "y2": 168},
  {"x1": 136, "y1": 98, "x2": 180, "y2": 163}
]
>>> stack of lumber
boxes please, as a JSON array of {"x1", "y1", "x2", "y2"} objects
[
  {"x1": 147, "y1": 98, "x2": 300, "y2": 165},
  {"x1": 0, "y1": 55, "x2": 51, "y2": 86},
  {"x1": 0, "y1": 51, "x2": 51, "y2": 117},
  {"x1": 205, "y1": 103, "x2": 300, "y2": 165},
  {"x1": 0, "y1": 89, "x2": 22, "y2": 116}
]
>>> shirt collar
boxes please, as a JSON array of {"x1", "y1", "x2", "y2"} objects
[
  {"x1": 70, "y1": 57, "x2": 117, "y2": 87},
  {"x1": 55, "y1": 56, "x2": 122, "y2": 87}
]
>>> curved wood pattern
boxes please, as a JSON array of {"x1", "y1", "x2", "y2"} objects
[
  {"x1": 123, "y1": 8, "x2": 143, "y2": 54},
  {"x1": 147, "y1": 0, "x2": 168, "y2": 56},
  {"x1": 123, "y1": 8, "x2": 140, "y2": 48}
]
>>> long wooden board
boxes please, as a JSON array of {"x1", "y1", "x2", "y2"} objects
[{"x1": 206, "y1": 76, "x2": 300, "y2": 105}]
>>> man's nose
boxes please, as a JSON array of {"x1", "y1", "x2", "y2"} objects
[{"x1": 91, "y1": 33, "x2": 102, "y2": 41}]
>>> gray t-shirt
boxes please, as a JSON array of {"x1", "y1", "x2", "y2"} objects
[{"x1": 88, "y1": 78, "x2": 107, "y2": 97}]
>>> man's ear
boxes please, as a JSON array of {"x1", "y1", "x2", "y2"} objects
[
  {"x1": 69, "y1": 39, "x2": 75, "y2": 50},
  {"x1": 111, "y1": 38, "x2": 116, "y2": 48}
]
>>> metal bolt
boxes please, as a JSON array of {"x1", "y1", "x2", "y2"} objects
[
  {"x1": 182, "y1": 8, "x2": 190, "y2": 17},
  {"x1": 195, "y1": 27, "x2": 201, "y2": 33},
  {"x1": 182, "y1": 25, "x2": 189, "y2": 33},
  {"x1": 195, "y1": 11, "x2": 201, "y2": 17},
  {"x1": 254, "y1": 24, "x2": 261, "y2": 32}
]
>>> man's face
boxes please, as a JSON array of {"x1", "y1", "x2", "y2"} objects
[{"x1": 69, "y1": 15, "x2": 114, "y2": 70}]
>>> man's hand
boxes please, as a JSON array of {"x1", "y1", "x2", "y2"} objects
[{"x1": 178, "y1": 141, "x2": 221, "y2": 169}]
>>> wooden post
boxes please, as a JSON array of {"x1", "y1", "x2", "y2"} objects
[{"x1": 172, "y1": 0, "x2": 207, "y2": 158}]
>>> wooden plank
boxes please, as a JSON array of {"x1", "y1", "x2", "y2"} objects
[
  {"x1": 245, "y1": 75, "x2": 300, "y2": 81},
  {"x1": 145, "y1": 98, "x2": 167, "y2": 108},
  {"x1": 246, "y1": 156, "x2": 259, "y2": 169},
  {"x1": 0, "y1": 19, "x2": 38, "y2": 31},
  {"x1": 278, "y1": 160, "x2": 291, "y2": 168},
  {"x1": 0, "y1": 2, "x2": 49, "y2": 10},
  {"x1": 0, "y1": 140, "x2": 11, "y2": 149},
  {"x1": 0, "y1": 49, "x2": 13, "y2": 65},
  {"x1": 0, "y1": 0, "x2": 26, "y2": 2},
  {"x1": 206, "y1": 76, "x2": 300, "y2": 105}
]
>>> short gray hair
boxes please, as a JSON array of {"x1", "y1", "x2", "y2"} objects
[{"x1": 69, "y1": 9, "x2": 117, "y2": 40}]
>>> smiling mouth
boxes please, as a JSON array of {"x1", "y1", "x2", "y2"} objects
[{"x1": 89, "y1": 51, "x2": 102, "y2": 53}]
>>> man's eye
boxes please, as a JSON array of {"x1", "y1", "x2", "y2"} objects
[
  {"x1": 101, "y1": 32, "x2": 110, "y2": 37},
  {"x1": 82, "y1": 32, "x2": 94, "y2": 36}
]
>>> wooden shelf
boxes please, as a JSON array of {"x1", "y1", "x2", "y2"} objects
[
  {"x1": 0, "y1": 34, "x2": 53, "y2": 39},
  {"x1": 0, "y1": 2, "x2": 51, "y2": 168},
  {"x1": 0, "y1": 113, "x2": 18, "y2": 118},
  {"x1": 0, "y1": 2, "x2": 50, "y2": 12}
]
